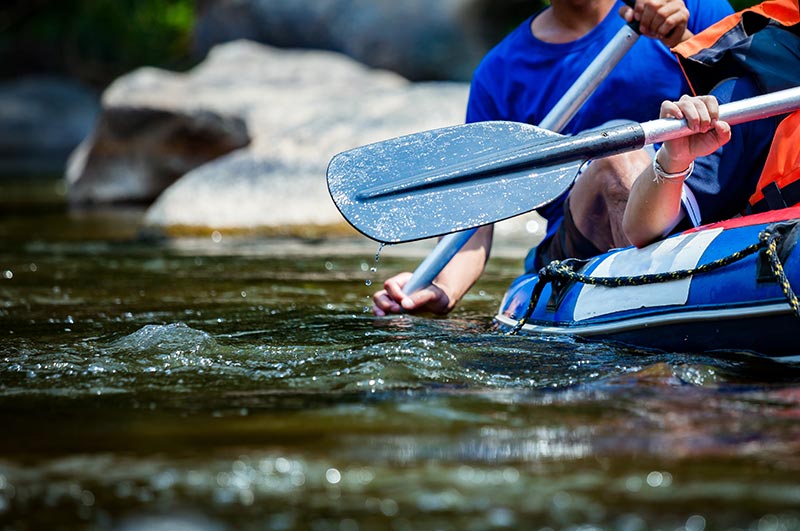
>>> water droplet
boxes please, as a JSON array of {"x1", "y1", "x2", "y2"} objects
[
  {"x1": 380, "y1": 498, "x2": 399, "y2": 517},
  {"x1": 364, "y1": 279, "x2": 372, "y2": 287},
  {"x1": 241, "y1": 291, "x2": 247, "y2": 298},
  {"x1": 3, "y1": 270, "x2": 12, "y2": 279},
  {"x1": 325, "y1": 468, "x2": 341, "y2": 484},
  {"x1": 502, "y1": 468, "x2": 520, "y2": 483},
  {"x1": 525, "y1": 219, "x2": 541, "y2": 234},
  {"x1": 211, "y1": 231, "x2": 222, "y2": 243},
  {"x1": 275, "y1": 457, "x2": 291, "y2": 474},
  {"x1": 239, "y1": 489, "x2": 254, "y2": 506},
  {"x1": 370, "y1": 267, "x2": 377, "y2": 273},
  {"x1": 29, "y1": 263, "x2": 38, "y2": 272},
  {"x1": 625, "y1": 476, "x2": 643, "y2": 492},
  {"x1": 325, "y1": 261, "x2": 334, "y2": 271},
  {"x1": 686, "y1": 515, "x2": 706, "y2": 531},
  {"x1": 646, "y1": 471, "x2": 664, "y2": 487},
  {"x1": 80, "y1": 490, "x2": 95, "y2": 507},
  {"x1": 552, "y1": 491, "x2": 572, "y2": 509}
]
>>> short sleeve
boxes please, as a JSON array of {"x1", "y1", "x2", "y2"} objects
[{"x1": 465, "y1": 66, "x2": 503, "y2": 124}]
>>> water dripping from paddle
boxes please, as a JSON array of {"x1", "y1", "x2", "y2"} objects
[{"x1": 363, "y1": 243, "x2": 386, "y2": 312}]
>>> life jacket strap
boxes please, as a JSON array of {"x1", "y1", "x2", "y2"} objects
[{"x1": 752, "y1": 180, "x2": 800, "y2": 213}]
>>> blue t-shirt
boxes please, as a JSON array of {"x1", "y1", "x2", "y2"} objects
[{"x1": 465, "y1": 0, "x2": 734, "y2": 240}]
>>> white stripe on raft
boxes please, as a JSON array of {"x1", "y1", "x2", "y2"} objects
[
  {"x1": 572, "y1": 229, "x2": 722, "y2": 321},
  {"x1": 496, "y1": 301, "x2": 796, "y2": 338}
]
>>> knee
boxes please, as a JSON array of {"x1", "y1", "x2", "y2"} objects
[{"x1": 587, "y1": 152, "x2": 650, "y2": 200}]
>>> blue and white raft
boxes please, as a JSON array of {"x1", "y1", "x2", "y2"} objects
[{"x1": 495, "y1": 206, "x2": 800, "y2": 362}]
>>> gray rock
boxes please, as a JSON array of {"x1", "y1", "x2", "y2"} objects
[
  {"x1": 68, "y1": 41, "x2": 470, "y2": 231},
  {"x1": 0, "y1": 76, "x2": 99, "y2": 175},
  {"x1": 145, "y1": 42, "x2": 469, "y2": 232},
  {"x1": 67, "y1": 106, "x2": 250, "y2": 204},
  {"x1": 145, "y1": 87, "x2": 468, "y2": 230}
]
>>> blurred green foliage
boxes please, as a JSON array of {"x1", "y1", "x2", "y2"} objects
[
  {"x1": 0, "y1": 0, "x2": 195, "y2": 87},
  {"x1": 730, "y1": 0, "x2": 763, "y2": 10},
  {"x1": 0, "y1": 0, "x2": 774, "y2": 88}
]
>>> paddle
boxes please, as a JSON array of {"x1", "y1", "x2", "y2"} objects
[
  {"x1": 328, "y1": 86, "x2": 800, "y2": 244},
  {"x1": 389, "y1": 1, "x2": 641, "y2": 295}
]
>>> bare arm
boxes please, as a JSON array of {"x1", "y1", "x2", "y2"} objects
[
  {"x1": 623, "y1": 95, "x2": 732, "y2": 247},
  {"x1": 372, "y1": 225, "x2": 493, "y2": 315}
]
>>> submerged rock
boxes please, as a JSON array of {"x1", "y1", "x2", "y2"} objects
[{"x1": 68, "y1": 40, "x2": 469, "y2": 232}]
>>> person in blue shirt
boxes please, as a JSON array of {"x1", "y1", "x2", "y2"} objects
[{"x1": 373, "y1": 0, "x2": 733, "y2": 316}]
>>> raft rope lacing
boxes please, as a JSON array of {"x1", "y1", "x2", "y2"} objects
[{"x1": 509, "y1": 225, "x2": 800, "y2": 335}]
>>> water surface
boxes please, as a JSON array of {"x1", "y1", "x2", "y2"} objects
[{"x1": 2, "y1": 181, "x2": 800, "y2": 531}]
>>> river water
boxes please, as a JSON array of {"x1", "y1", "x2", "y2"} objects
[{"x1": 3, "y1": 179, "x2": 800, "y2": 531}]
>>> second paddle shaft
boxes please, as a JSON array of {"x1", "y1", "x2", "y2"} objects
[{"x1": 401, "y1": 7, "x2": 641, "y2": 296}]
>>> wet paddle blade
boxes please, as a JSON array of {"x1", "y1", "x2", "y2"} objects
[
  {"x1": 330, "y1": 87, "x2": 800, "y2": 243},
  {"x1": 327, "y1": 121, "x2": 580, "y2": 243}
]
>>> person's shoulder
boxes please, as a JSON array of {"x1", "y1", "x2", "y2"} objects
[
  {"x1": 684, "y1": 0, "x2": 733, "y2": 12},
  {"x1": 685, "y1": 0, "x2": 735, "y2": 30},
  {"x1": 476, "y1": 15, "x2": 535, "y2": 72}
]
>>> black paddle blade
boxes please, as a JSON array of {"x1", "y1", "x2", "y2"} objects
[{"x1": 327, "y1": 121, "x2": 581, "y2": 243}]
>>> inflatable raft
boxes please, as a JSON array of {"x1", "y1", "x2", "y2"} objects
[{"x1": 495, "y1": 206, "x2": 800, "y2": 362}]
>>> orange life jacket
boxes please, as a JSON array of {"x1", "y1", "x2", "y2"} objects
[
  {"x1": 748, "y1": 110, "x2": 800, "y2": 212},
  {"x1": 672, "y1": 0, "x2": 800, "y2": 213},
  {"x1": 672, "y1": 0, "x2": 800, "y2": 96}
]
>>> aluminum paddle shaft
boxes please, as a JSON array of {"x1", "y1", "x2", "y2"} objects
[
  {"x1": 402, "y1": 10, "x2": 640, "y2": 295},
  {"x1": 642, "y1": 86, "x2": 800, "y2": 143}
]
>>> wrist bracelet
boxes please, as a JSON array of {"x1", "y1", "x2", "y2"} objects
[{"x1": 652, "y1": 146, "x2": 694, "y2": 184}]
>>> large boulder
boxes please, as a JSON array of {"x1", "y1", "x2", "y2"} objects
[
  {"x1": 0, "y1": 76, "x2": 99, "y2": 175},
  {"x1": 67, "y1": 105, "x2": 250, "y2": 204},
  {"x1": 67, "y1": 40, "x2": 471, "y2": 233},
  {"x1": 193, "y1": 0, "x2": 535, "y2": 82}
]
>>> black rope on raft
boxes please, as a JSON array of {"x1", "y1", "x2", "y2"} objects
[{"x1": 508, "y1": 225, "x2": 800, "y2": 335}]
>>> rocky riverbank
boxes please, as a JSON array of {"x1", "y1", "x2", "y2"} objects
[
  {"x1": 6, "y1": 0, "x2": 544, "y2": 239},
  {"x1": 67, "y1": 41, "x2": 471, "y2": 235}
]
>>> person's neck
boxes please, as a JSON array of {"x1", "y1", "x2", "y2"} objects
[{"x1": 531, "y1": 0, "x2": 617, "y2": 44}]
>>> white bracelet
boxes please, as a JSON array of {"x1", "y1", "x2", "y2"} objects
[{"x1": 652, "y1": 146, "x2": 694, "y2": 184}]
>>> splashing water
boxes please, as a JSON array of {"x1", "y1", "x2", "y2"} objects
[{"x1": 3, "y1": 196, "x2": 800, "y2": 530}]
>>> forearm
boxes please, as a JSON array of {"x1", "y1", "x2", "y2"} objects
[
  {"x1": 623, "y1": 160, "x2": 686, "y2": 247},
  {"x1": 433, "y1": 225, "x2": 493, "y2": 309}
]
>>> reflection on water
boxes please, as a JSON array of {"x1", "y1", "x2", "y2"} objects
[{"x1": 3, "y1": 188, "x2": 800, "y2": 530}]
